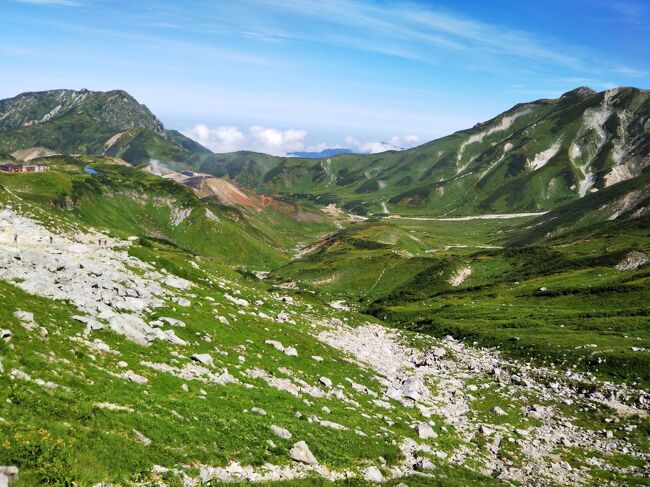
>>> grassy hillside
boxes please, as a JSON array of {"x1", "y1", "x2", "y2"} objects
[
  {"x1": 185, "y1": 87, "x2": 650, "y2": 216},
  {"x1": 271, "y1": 177, "x2": 650, "y2": 385},
  {"x1": 0, "y1": 150, "x2": 648, "y2": 486},
  {"x1": 509, "y1": 173, "x2": 650, "y2": 245},
  {"x1": 0, "y1": 156, "x2": 334, "y2": 268}
]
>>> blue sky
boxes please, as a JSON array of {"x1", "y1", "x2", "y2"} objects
[{"x1": 2, "y1": 0, "x2": 649, "y2": 154}]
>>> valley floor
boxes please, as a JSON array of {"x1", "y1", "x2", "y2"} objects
[{"x1": 0, "y1": 195, "x2": 648, "y2": 486}]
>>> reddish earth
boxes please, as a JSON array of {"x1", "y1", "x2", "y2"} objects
[{"x1": 149, "y1": 164, "x2": 325, "y2": 222}]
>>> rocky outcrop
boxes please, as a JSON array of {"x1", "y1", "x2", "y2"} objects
[{"x1": 0, "y1": 206, "x2": 191, "y2": 346}]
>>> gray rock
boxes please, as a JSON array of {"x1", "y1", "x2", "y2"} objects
[
  {"x1": 13, "y1": 310, "x2": 34, "y2": 323},
  {"x1": 174, "y1": 297, "x2": 191, "y2": 307},
  {"x1": 362, "y1": 466, "x2": 383, "y2": 482},
  {"x1": 491, "y1": 406, "x2": 507, "y2": 416},
  {"x1": 191, "y1": 353, "x2": 214, "y2": 367},
  {"x1": 432, "y1": 347, "x2": 446, "y2": 358},
  {"x1": 72, "y1": 315, "x2": 104, "y2": 331},
  {"x1": 284, "y1": 347, "x2": 298, "y2": 357},
  {"x1": 417, "y1": 423, "x2": 437, "y2": 439},
  {"x1": 289, "y1": 441, "x2": 318, "y2": 465},
  {"x1": 0, "y1": 466, "x2": 19, "y2": 484},
  {"x1": 159, "y1": 317, "x2": 186, "y2": 327},
  {"x1": 108, "y1": 314, "x2": 155, "y2": 346},
  {"x1": 265, "y1": 340, "x2": 285, "y2": 352},
  {"x1": 133, "y1": 429, "x2": 151, "y2": 446},
  {"x1": 122, "y1": 370, "x2": 148, "y2": 385},
  {"x1": 414, "y1": 458, "x2": 436, "y2": 471},
  {"x1": 276, "y1": 310, "x2": 289, "y2": 323},
  {"x1": 401, "y1": 377, "x2": 421, "y2": 401},
  {"x1": 164, "y1": 275, "x2": 192, "y2": 290},
  {"x1": 320, "y1": 420, "x2": 346, "y2": 430},
  {"x1": 270, "y1": 425, "x2": 292, "y2": 440},
  {"x1": 479, "y1": 425, "x2": 493, "y2": 435}
]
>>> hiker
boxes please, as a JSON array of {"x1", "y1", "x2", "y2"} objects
[
  {"x1": 49, "y1": 236, "x2": 53, "y2": 244},
  {"x1": 13, "y1": 234, "x2": 17, "y2": 243}
]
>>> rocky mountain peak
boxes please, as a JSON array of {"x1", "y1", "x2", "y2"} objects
[
  {"x1": 560, "y1": 86, "x2": 596, "y2": 98},
  {"x1": 0, "y1": 88, "x2": 165, "y2": 135}
]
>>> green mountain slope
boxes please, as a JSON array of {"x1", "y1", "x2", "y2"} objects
[
  {"x1": 0, "y1": 155, "x2": 335, "y2": 268},
  {"x1": 271, "y1": 173, "x2": 650, "y2": 384},
  {"x1": 0, "y1": 92, "x2": 648, "y2": 486},
  {"x1": 191, "y1": 87, "x2": 650, "y2": 216},
  {"x1": 0, "y1": 89, "x2": 208, "y2": 165},
  {"x1": 2, "y1": 86, "x2": 647, "y2": 216},
  {"x1": 509, "y1": 173, "x2": 650, "y2": 245}
]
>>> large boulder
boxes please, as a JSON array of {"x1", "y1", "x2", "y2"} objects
[
  {"x1": 363, "y1": 466, "x2": 383, "y2": 482},
  {"x1": 289, "y1": 441, "x2": 318, "y2": 465},
  {"x1": 108, "y1": 314, "x2": 155, "y2": 346}
]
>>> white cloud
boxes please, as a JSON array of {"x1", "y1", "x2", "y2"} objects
[
  {"x1": 182, "y1": 124, "x2": 245, "y2": 153},
  {"x1": 401, "y1": 134, "x2": 420, "y2": 145},
  {"x1": 182, "y1": 123, "x2": 422, "y2": 156},
  {"x1": 250, "y1": 125, "x2": 307, "y2": 155},
  {"x1": 345, "y1": 134, "x2": 420, "y2": 154},
  {"x1": 182, "y1": 124, "x2": 307, "y2": 156},
  {"x1": 257, "y1": 0, "x2": 583, "y2": 68}
]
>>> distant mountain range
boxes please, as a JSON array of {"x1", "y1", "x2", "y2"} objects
[
  {"x1": 1, "y1": 86, "x2": 648, "y2": 216},
  {"x1": 288, "y1": 148, "x2": 355, "y2": 158}
]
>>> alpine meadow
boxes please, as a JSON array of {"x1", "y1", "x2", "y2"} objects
[{"x1": 0, "y1": 1, "x2": 649, "y2": 486}]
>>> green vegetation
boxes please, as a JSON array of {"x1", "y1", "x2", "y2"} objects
[
  {"x1": 0, "y1": 155, "x2": 334, "y2": 267},
  {"x1": 272, "y1": 178, "x2": 650, "y2": 385},
  {"x1": 0, "y1": 87, "x2": 648, "y2": 485},
  {"x1": 0, "y1": 89, "x2": 207, "y2": 164}
]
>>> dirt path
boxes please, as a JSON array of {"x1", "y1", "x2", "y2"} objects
[{"x1": 386, "y1": 212, "x2": 547, "y2": 221}]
